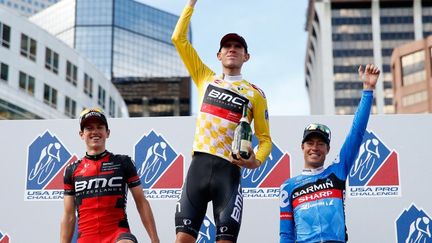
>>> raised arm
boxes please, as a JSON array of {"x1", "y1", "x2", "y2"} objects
[
  {"x1": 359, "y1": 64, "x2": 380, "y2": 90},
  {"x1": 172, "y1": 0, "x2": 213, "y2": 87},
  {"x1": 187, "y1": 0, "x2": 197, "y2": 7},
  {"x1": 336, "y1": 64, "x2": 380, "y2": 177},
  {"x1": 131, "y1": 185, "x2": 160, "y2": 243}
]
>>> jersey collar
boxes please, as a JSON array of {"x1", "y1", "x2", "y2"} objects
[
  {"x1": 302, "y1": 166, "x2": 324, "y2": 176},
  {"x1": 85, "y1": 150, "x2": 109, "y2": 160}
]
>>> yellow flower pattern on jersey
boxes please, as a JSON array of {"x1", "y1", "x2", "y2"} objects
[{"x1": 172, "y1": 6, "x2": 272, "y2": 163}]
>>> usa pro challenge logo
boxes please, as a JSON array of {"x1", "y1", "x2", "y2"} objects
[
  {"x1": 25, "y1": 130, "x2": 77, "y2": 201},
  {"x1": 348, "y1": 130, "x2": 400, "y2": 197},
  {"x1": 241, "y1": 136, "x2": 291, "y2": 199},
  {"x1": 396, "y1": 204, "x2": 432, "y2": 243},
  {"x1": 0, "y1": 230, "x2": 10, "y2": 243},
  {"x1": 196, "y1": 215, "x2": 216, "y2": 243},
  {"x1": 134, "y1": 130, "x2": 184, "y2": 200}
]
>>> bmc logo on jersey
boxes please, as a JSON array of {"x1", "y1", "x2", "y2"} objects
[
  {"x1": 347, "y1": 130, "x2": 400, "y2": 198},
  {"x1": 25, "y1": 130, "x2": 77, "y2": 201},
  {"x1": 197, "y1": 216, "x2": 216, "y2": 243},
  {"x1": 134, "y1": 130, "x2": 184, "y2": 200},
  {"x1": 396, "y1": 204, "x2": 432, "y2": 243},
  {"x1": 0, "y1": 231, "x2": 10, "y2": 243},
  {"x1": 240, "y1": 136, "x2": 291, "y2": 199}
]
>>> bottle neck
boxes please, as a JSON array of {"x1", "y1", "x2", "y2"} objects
[
  {"x1": 240, "y1": 117, "x2": 249, "y2": 123},
  {"x1": 241, "y1": 104, "x2": 248, "y2": 119}
]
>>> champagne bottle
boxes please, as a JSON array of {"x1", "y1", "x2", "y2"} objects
[{"x1": 232, "y1": 103, "x2": 252, "y2": 160}]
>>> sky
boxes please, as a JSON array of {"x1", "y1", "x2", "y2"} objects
[{"x1": 138, "y1": 0, "x2": 310, "y2": 116}]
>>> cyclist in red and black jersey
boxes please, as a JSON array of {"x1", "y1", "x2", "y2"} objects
[{"x1": 60, "y1": 108, "x2": 159, "y2": 243}]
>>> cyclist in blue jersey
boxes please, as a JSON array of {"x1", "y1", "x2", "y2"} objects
[{"x1": 279, "y1": 64, "x2": 380, "y2": 243}]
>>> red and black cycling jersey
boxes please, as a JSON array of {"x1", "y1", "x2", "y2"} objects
[{"x1": 64, "y1": 150, "x2": 141, "y2": 238}]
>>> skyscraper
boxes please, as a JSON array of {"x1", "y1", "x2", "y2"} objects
[
  {"x1": 305, "y1": 0, "x2": 432, "y2": 115},
  {"x1": 30, "y1": 0, "x2": 189, "y2": 80},
  {"x1": 0, "y1": 0, "x2": 60, "y2": 17},
  {"x1": 30, "y1": 0, "x2": 192, "y2": 116}
]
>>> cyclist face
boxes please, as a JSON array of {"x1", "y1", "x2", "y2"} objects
[
  {"x1": 217, "y1": 41, "x2": 249, "y2": 72},
  {"x1": 79, "y1": 119, "x2": 110, "y2": 154},
  {"x1": 302, "y1": 136, "x2": 329, "y2": 168}
]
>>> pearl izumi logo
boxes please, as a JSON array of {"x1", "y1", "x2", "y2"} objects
[
  {"x1": 134, "y1": 130, "x2": 184, "y2": 200},
  {"x1": 0, "y1": 230, "x2": 10, "y2": 243},
  {"x1": 25, "y1": 130, "x2": 77, "y2": 201},
  {"x1": 396, "y1": 204, "x2": 432, "y2": 243},
  {"x1": 241, "y1": 136, "x2": 291, "y2": 199},
  {"x1": 348, "y1": 130, "x2": 400, "y2": 198}
]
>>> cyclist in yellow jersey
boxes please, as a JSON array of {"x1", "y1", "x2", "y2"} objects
[{"x1": 172, "y1": 0, "x2": 272, "y2": 243}]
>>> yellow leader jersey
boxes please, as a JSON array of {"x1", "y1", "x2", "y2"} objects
[{"x1": 172, "y1": 6, "x2": 272, "y2": 163}]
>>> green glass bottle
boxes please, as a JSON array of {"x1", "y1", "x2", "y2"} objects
[{"x1": 232, "y1": 103, "x2": 252, "y2": 160}]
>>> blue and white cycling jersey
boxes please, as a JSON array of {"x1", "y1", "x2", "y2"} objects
[{"x1": 279, "y1": 90, "x2": 373, "y2": 243}]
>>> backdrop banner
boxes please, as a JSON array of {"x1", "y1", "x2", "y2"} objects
[{"x1": 0, "y1": 114, "x2": 430, "y2": 242}]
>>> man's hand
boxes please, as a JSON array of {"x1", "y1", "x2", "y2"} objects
[
  {"x1": 231, "y1": 147, "x2": 261, "y2": 169},
  {"x1": 188, "y1": 0, "x2": 197, "y2": 7},
  {"x1": 358, "y1": 64, "x2": 380, "y2": 90}
]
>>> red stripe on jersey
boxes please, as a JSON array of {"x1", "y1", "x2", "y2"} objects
[
  {"x1": 292, "y1": 189, "x2": 342, "y2": 208},
  {"x1": 64, "y1": 184, "x2": 73, "y2": 190},
  {"x1": 280, "y1": 212, "x2": 293, "y2": 220},
  {"x1": 201, "y1": 103, "x2": 241, "y2": 123},
  {"x1": 127, "y1": 175, "x2": 140, "y2": 183}
]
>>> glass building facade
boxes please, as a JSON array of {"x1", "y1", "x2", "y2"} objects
[
  {"x1": 306, "y1": 0, "x2": 432, "y2": 115},
  {"x1": 0, "y1": 0, "x2": 60, "y2": 17},
  {"x1": 31, "y1": 0, "x2": 190, "y2": 80}
]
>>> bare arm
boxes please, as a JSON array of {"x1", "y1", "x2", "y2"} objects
[
  {"x1": 187, "y1": 0, "x2": 197, "y2": 7},
  {"x1": 130, "y1": 185, "x2": 159, "y2": 243},
  {"x1": 60, "y1": 195, "x2": 76, "y2": 243}
]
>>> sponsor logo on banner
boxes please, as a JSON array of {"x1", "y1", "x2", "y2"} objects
[
  {"x1": 0, "y1": 231, "x2": 10, "y2": 243},
  {"x1": 134, "y1": 130, "x2": 184, "y2": 200},
  {"x1": 241, "y1": 136, "x2": 291, "y2": 199},
  {"x1": 348, "y1": 130, "x2": 400, "y2": 198},
  {"x1": 396, "y1": 204, "x2": 432, "y2": 243},
  {"x1": 197, "y1": 216, "x2": 216, "y2": 243},
  {"x1": 25, "y1": 130, "x2": 77, "y2": 201}
]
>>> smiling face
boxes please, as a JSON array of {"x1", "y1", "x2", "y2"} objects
[
  {"x1": 301, "y1": 135, "x2": 330, "y2": 169},
  {"x1": 79, "y1": 118, "x2": 110, "y2": 155},
  {"x1": 217, "y1": 40, "x2": 250, "y2": 75}
]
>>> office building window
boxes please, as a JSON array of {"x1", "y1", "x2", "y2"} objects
[
  {"x1": 45, "y1": 47, "x2": 59, "y2": 74},
  {"x1": 0, "y1": 22, "x2": 11, "y2": 48},
  {"x1": 109, "y1": 97, "x2": 115, "y2": 117},
  {"x1": 401, "y1": 50, "x2": 426, "y2": 86},
  {"x1": 19, "y1": 71, "x2": 35, "y2": 95},
  {"x1": 66, "y1": 61, "x2": 78, "y2": 86},
  {"x1": 98, "y1": 85, "x2": 106, "y2": 109},
  {"x1": 0, "y1": 63, "x2": 8, "y2": 82},
  {"x1": 20, "y1": 34, "x2": 37, "y2": 61},
  {"x1": 43, "y1": 84, "x2": 57, "y2": 108},
  {"x1": 402, "y1": 91, "x2": 427, "y2": 107},
  {"x1": 84, "y1": 73, "x2": 93, "y2": 98},
  {"x1": 65, "y1": 96, "x2": 77, "y2": 118}
]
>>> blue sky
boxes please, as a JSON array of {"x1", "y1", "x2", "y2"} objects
[{"x1": 138, "y1": 0, "x2": 310, "y2": 115}]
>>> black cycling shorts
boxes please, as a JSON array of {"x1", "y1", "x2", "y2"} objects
[
  {"x1": 175, "y1": 152, "x2": 243, "y2": 242},
  {"x1": 116, "y1": 232, "x2": 138, "y2": 243}
]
